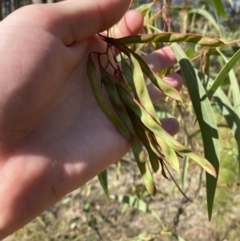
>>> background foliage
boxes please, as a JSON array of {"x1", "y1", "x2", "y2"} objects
[{"x1": 1, "y1": 0, "x2": 240, "y2": 240}]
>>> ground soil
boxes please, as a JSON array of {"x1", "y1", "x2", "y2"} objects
[{"x1": 5, "y1": 151, "x2": 240, "y2": 241}]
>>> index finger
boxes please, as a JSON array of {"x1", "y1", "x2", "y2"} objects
[{"x1": 143, "y1": 46, "x2": 177, "y2": 72}]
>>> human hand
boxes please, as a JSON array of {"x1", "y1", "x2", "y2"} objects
[{"x1": 0, "y1": 0, "x2": 182, "y2": 238}]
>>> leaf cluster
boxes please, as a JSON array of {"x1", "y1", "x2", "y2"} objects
[{"x1": 88, "y1": 0, "x2": 240, "y2": 222}]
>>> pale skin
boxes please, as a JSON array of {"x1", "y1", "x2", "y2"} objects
[{"x1": 0, "y1": 0, "x2": 183, "y2": 238}]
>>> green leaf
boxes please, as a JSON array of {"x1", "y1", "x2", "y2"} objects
[
  {"x1": 98, "y1": 169, "x2": 109, "y2": 197},
  {"x1": 217, "y1": 50, "x2": 240, "y2": 117},
  {"x1": 214, "y1": 98, "x2": 240, "y2": 172},
  {"x1": 164, "y1": 163, "x2": 191, "y2": 202},
  {"x1": 208, "y1": 49, "x2": 240, "y2": 99},
  {"x1": 198, "y1": 70, "x2": 240, "y2": 171},
  {"x1": 171, "y1": 43, "x2": 219, "y2": 220}
]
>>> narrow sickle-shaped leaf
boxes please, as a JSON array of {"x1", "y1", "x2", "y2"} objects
[
  {"x1": 216, "y1": 49, "x2": 240, "y2": 117},
  {"x1": 100, "y1": 33, "x2": 225, "y2": 47},
  {"x1": 198, "y1": 69, "x2": 240, "y2": 172},
  {"x1": 171, "y1": 43, "x2": 219, "y2": 221}
]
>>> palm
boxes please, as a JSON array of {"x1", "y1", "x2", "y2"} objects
[{"x1": 0, "y1": 15, "x2": 128, "y2": 202}]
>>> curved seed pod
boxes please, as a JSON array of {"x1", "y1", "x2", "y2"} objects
[
  {"x1": 101, "y1": 33, "x2": 225, "y2": 47},
  {"x1": 120, "y1": 53, "x2": 160, "y2": 123},
  {"x1": 141, "y1": 128, "x2": 164, "y2": 158},
  {"x1": 113, "y1": 79, "x2": 216, "y2": 178},
  {"x1": 87, "y1": 54, "x2": 130, "y2": 140},
  {"x1": 118, "y1": 44, "x2": 182, "y2": 101},
  {"x1": 127, "y1": 54, "x2": 180, "y2": 173},
  {"x1": 138, "y1": 123, "x2": 174, "y2": 175},
  {"x1": 128, "y1": 110, "x2": 160, "y2": 173},
  {"x1": 155, "y1": 135, "x2": 180, "y2": 173},
  {"x1": 158, "y1": 159, "x2": 169, "y2": 180},
  {"x1": 130, "y1": 53, "x2": 160, "y2": 121},
  {"x1": 100, "y1": 68, "x2": 156, "y2": 195},
  {"x1": 102, "y1": 58, "x2": 162, "y2": 174},
  {"x1": 130, "y1": 116, "x2": 168, "y2": 173}
]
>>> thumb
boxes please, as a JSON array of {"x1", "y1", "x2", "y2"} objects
[{"x1": 6, "y1": 0, "x2": 132, "y2": 46}]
